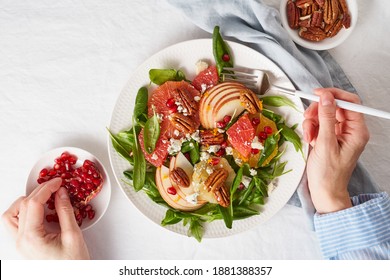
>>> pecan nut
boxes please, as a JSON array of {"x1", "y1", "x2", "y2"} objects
[
  {"x1": 323, "y1": 0, "x2": 339, "y2": 25},
  {"x1": 325, "y1": 17, "x2": 343, "y2": 37},
  {"x1": 175, "y1": 89, "x2": 198, "y2": 116},
  {"x1": 170, "y1": 167, "x2": 190, "y2": 188},
  {"x1": 200, "y1": 129, "x2": 225, "y2": 146},
  {"x1": 204, "y1": 169, "x2": 230, "y2": 208},
  {"x1": 299, "y1": 27, "x2": 326, "y2": 42},
  {"x1": 315, "y1": 0, "x2": 325, "y2": 7},
  {"x1": 296, "y1": 0, "x2": 313, "y2": 9},
  {"x1": 213, "y1": 184, "x2": 230, "y2": 208},
  {"x1": 287, "y1": 0, "x2": 299, "y2": 30},
  {"x1": 311, "y1": 10, "x2": 323, "y2": 27},
  {"x1": 170, "y1": 113, "x2": 197, "y2": 134},
  {"x1": 240, "y1": 89, "x2": 262, "y2": 114},
  {"x1": 205, "y1": 169, "x2": 228, "y2": 193}
]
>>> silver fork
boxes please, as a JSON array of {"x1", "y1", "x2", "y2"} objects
[{"x1": 222, "y1": 67, "x2": 390, "y2": 120}]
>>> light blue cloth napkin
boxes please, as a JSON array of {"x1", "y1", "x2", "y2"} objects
[{"x1": 166, "y1": 0, "x2": 379, "y2": 221}]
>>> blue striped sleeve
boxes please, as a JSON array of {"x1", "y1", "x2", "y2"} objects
[{"x1": 314, "y1": 192, "x2": 390, "y2": 260}]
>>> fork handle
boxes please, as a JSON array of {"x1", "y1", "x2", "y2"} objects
[{"x1": 272, "y1": 85, "x2": 390, "y2": 120}]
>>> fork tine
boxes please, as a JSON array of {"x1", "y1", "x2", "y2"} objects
[
  {"x1": 222, "y1": 72, "x2": 258, "y2": 79},
  {"x1": 223, "y1": 77, "x2": 257, "y2": 86}
]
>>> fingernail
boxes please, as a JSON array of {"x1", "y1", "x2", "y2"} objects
[
  {"x1": 321, "y1": 92, "x2": 333, "y2": 106},
  {"x1": 57, "y1": 187, "x2": 69, "y2": 200}
]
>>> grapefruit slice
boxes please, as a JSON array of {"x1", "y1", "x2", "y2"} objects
[
  {"x1": 192, "y1": 65, "x2": 219, "y2": 92},
  {"x1": 226, "y1": 114, "x2": 255, "y2": 159},
  {"x1": 148, "y1": 81, "x2": 201, "y2": 139},
  {"x1": 138, "y1": 128, "x2": 169, "y2": 167}
]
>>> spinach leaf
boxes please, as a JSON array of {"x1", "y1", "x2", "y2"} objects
[
  {"x1": 107, "y1": 128, "x2": 133, "y2": 163},
  {"x1": 131, "y1": 122, "x2": 146, "y2": 192},
  {"x1": 212, "y1": 26, "x2": 234, "y2": 76},
  {"x1": 261, "y1": 95, "x2": 298, "y2": 111},
  {"x1": 133, "y1": 87, "x2": 149, "y2": 125},
  {"x1": 149, "y1": 69, "x2": 186, "y2": 85},
  {"x1": 161, "y1": 209, "x2": 183, "y2": 226},
  {"x1": 143, "y1": 112, "x2": 160, "y2": 154}
]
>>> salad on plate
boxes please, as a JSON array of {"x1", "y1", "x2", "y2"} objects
[{"x1": 109, "y1": 26, "x2": 304, "y2": 241}]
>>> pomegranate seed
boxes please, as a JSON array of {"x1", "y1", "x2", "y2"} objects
[
  {"x1": 215, "y1": 148, "x2": 225, "y2": 157},
  {"x1": 259, "y1": 131, "x2": 268, "y2": 140},
  {"x1": 54, "y1": 163, "x2": 61, "y2": 170},
  {"x1": 167, "y1": 187, "x2": 177, "y2": 195},
  {"x1": 85, "y1": 205, "x2": 92, "y2": 212},
  {"x1": 251, "y1": 117, "x2": 260, "y2": 126},
  {"x1": 48, "y1": 169, "x2": 57, "y2": 177},
  {"x1": 93, "y1": 178, "x2": 101, "y2": 186},
  {"x1": 83, "y1": 160, "x2": 93, "y2": 168},
  {"x1": 223, "y1": 115, "x2": 232, "y2": 123},
  {"x1": 222, "y1": 53, "x2": 230, "y2": 62},
  {"x1": 166, "y1": 98, "x2": 176, "y2": 108},
  {"x1": 68, "y1": 156, "x2": 77, "y2": 165},
  {"x1": 46, "y1": 214, "x2": 54, "y2": 223},
  {"x1": 264, "y1": 126, "x2": 273, "y2": 134},
  {"x1": 238, "y1": 183, "x2": 246, "y2": 191},
  {"x1": 216, "y1": 121, "x2": 226, "y2": 129},
  {"x1": 39, "y1": 168, "x2": 48, "y2": 178},
  {"x1": 47, "y1": 201, "x2": 55, "y2": 210},
  {"x1": 209, "y1": 157, "x2": 220, "y2": 166},
  {"x1": 220, "y1": 141, "x2": 228, "y2": 149},
  {"x1": 61, "y1": 152, "x2": 69, "y2": 159},
  {"x1": 87, "y1": 210, "x2": 95, "y2": 220},
  {"x1": 37, "y1": 178, "x2": 46, "y2": 184},
  {"x1": 251, "y1": 148, "x2": 260, "y2": 155},
  {"x1": 81, "y1": 209, "x2": 87, "y2": 219}
]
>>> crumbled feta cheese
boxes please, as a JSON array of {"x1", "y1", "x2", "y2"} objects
[
  {"x1": 206, "y1": 166, "x2": 214, "y2": 175},
  {"x1": 241, "y1": 175, "x2": 252, "y2": 188},
  {"x1": 194, "y1": 96, "x2": 201, "y2": 102},
  {"x1": 235, "y1": 157, "x2": 243, "y2": 165},
  {"x1": 217, "y1": 129, "x2": 225, "y2": 134},
  {"x1": 167, "y1": 138, "x2": 182, "y2": 155},
  {"x1": 251, "y1": 136, "x2": 264, "y2": 150},
  {"x1": 250, "y1": 168, "x2": 257, "y2": 176},
  {"x1": 207, "y1": 145, "x2": 221, "y2": 154},
  {"x1": 185, "y1": 192, "x2": 199, "y2": 205},
  {"x1": 195, "y1": 60, "x2": 209, "y2": 75},
  {"x1": 191, "y1": 130, "x2": 201, "y2": 142},
  {"x1": 225, "y1": 146, "x2": 233, "y2": 155},
  {"x1": 201, "y1": 84, "x2": 207, "y2": 93},
  {"x1": 173, "y1": 129, "x2": 180, "y2": 137},
  {"x1": 200, "y1": 152, "x2": 210, "y2": 161},
  {"x1": 268, "y1": 181, "x2": 277, "y2": 193},
  {"x1": 151, "y1": 153, "x2": 158, "y2": 160}
]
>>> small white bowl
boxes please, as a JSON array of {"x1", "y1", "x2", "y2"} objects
[
  {"x1": 279, "y1": 0, "x2": 358, "y2": 50},
  {"x1": 26, "y1": 147, "x2": 111, "y2": 232}
]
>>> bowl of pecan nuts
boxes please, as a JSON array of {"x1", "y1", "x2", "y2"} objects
[{"x1": 280, "y1": 0, "x2": 357, "y2": 50}]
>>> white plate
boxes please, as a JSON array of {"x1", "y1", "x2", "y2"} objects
[
  {"x1": 108, "y1": 39, "x2": 308, "y2": 238},
  {"x1": 279, "y1": 0, "x2": 358, "y2": 50},
  {"x1": 26, "y1": 147, "x2": 111, "y2": 232}
]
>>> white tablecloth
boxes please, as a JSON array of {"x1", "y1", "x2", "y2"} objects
[{"x1": 1, "y1": 0, "x2": 389, "y2": 260}]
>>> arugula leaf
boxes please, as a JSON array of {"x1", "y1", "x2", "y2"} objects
[
  {"x1": 218, "y1": 205, "x2": 233, "y2": 229},
  {"x1": 261, "y1": 95, "x2": 298, "y2": 111},
  {"x1": 188, "y1": 218, "x2": 203, "y2": 242},
  {"x1": 261, "y1": 108, "x2": 283, "y2": 124},
  {"x1": 257, "y1": 132, "x2": 279, "y2": 167},
  {"x1": 277, "y1": 123, "x2": 304, "y2": 158},
  {"x1": 149, "y1": 69, "x2": 186, "y2": 85},
  {"x1": 233, "y1": 206, "x2": 259, "y2": 220},
  {"x1": 143, "y1": 112, "x2": 160, "y2": 154}
]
